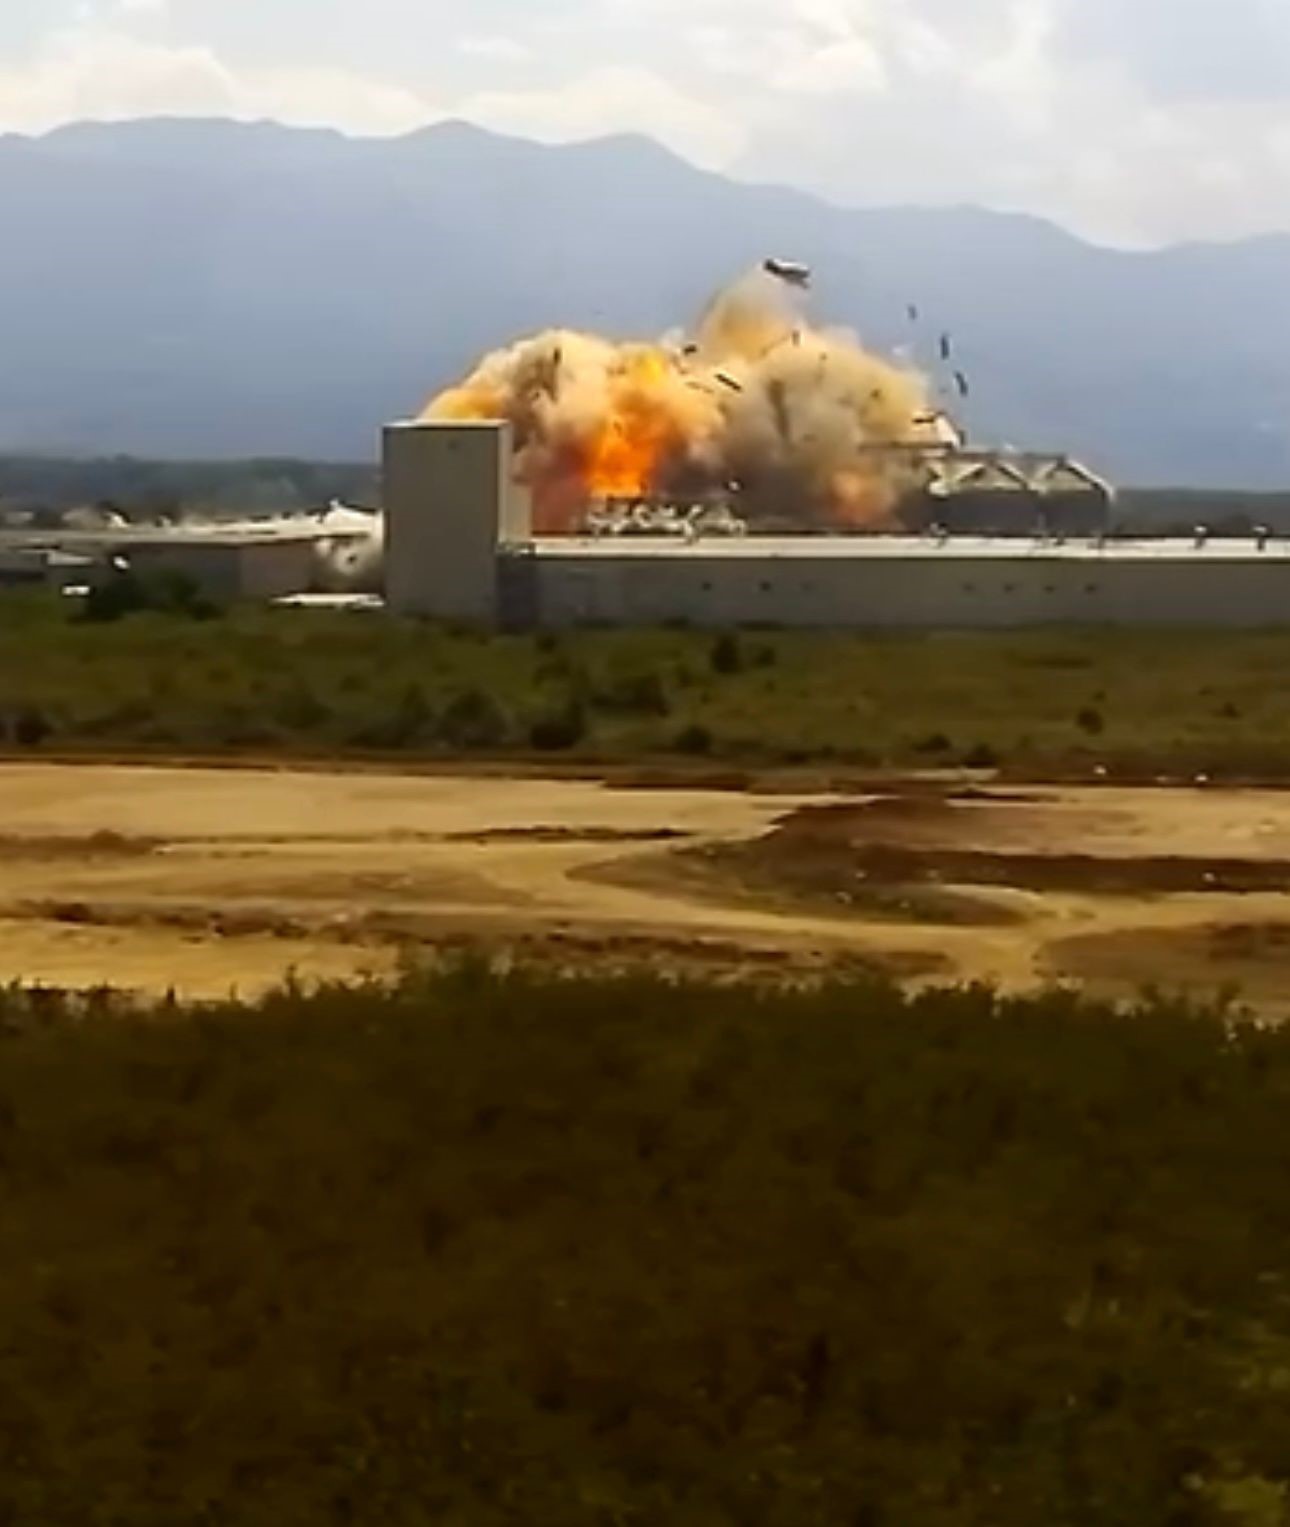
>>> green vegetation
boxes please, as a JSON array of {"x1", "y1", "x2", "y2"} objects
[
  {"x1": 79, "y1": 569, "x2": 221, "y2": 625},
  {"x1": 1, "y1": 965, "x2": 1288, "y2": 1523},
  {"x1": 8, "y1": 593, "x2": 1290, "y2": 774}
]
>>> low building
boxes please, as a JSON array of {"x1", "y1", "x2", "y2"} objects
[
  {"x1": 384, "y1": 420, "x2": 1290, "y2": 630},
  {"x1": 124, "y1": 536, "x2": 319, "y2": 601},
  {"x1": 0, "y1": 548, "x2": 96, "y2": 591}
]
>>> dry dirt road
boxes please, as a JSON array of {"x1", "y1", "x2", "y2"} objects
[{"x1": 6, "y1": 762, "x2": 1290, "y2": 1009}]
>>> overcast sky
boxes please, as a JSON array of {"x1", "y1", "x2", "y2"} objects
[{"x1": 1, "y1": 0, "x2": 1287, "y2": 248}]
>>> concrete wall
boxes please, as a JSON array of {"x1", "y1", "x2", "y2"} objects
[
  {"x1": 383, "y1": 420, "x2": 514, "y2": 620},
  {"x1": 371, "y1": 412, "x2": 1290, "y2": 629},
  {"x1": 531, "y1": 550, "x2": 1290, "y2": 628},
  {"x1": 128, "y1": 541, "x2": 315, "y2": 601}
]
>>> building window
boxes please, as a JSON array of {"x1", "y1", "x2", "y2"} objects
[
  {"x1": 759, "y1": 581, "x2": 772, "y2": 594},
  {"x1": 701, "y1": 581, "x2": 713, "y2": 593},
  {"x1": 962, "y1": 583, "x2": 976, "y2": 594},
  {"x1": 1003, "y1": 583, "x2": 1016, "y2": 595}
]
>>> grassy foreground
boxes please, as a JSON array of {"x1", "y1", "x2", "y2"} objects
[
  {"x1": 2, "y1": 966, "x2": 1290, "y2": 1524},
  {"x1": 7, "y1": 593, "x2": 1290, "y2": 775}
]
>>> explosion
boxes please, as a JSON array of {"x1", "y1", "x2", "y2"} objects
[{"x1": 423, "y1": 268, "x2": 948, "y2": 533}]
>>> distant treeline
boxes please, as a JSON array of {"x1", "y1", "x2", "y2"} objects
[
  {"x1": 0, "y1": 454, "x2": 379, "y2": 519},
  {"x1": 4, "y1": 452, "x2": 1290, "y2": 534}
]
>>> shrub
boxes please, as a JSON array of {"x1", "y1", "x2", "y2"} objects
[
  {"x1": 11, "y1": 705, "x2": 52, "y2": 749},
  {"x1": 529, "y1": 699, "x2": 589, "y2": 752},
  {"x1": 1076, "y1": 706, "x2": 1106, "y2": 736},
  {"x1": 596, "y1": 670, "x2": 671, "y2": 717},
  {"x1": 436, "y1": 688, "x2": 510, "y2": 750},
  {"x1": 71, "y1": 700, "x2": 155, "y2": 738},
  {"x1": 672, "y1": 723, "x2": 714, "y2": 756},
  {"x1": 535, "y1": 656, "x2": 574, "y2": 685},
  {"x1": 1, "y1": 968, "x2": 1288, "y2": 1524},
  {"x1": 710, "y1": 633, "x2": 744, "y2": 676},
  {"x1": 80, "y1": 570, "x2": 220, "y2": 625},
  {"x1": 913, "y1": 732, "x2": 953, "y2": 756},
  {"x1": 962, "y1": 742, "x2": 1001, "y2": 769},
  {"x1": 351, "y1": 685, "x2": 433, "y2": 750},
  {"x1": 272, "y1": 684, "x2": 332, "y2": 733}
]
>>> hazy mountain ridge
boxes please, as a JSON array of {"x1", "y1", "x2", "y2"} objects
[{"x1": 0, "y1": 117, "x2": 1287, "y2": 487}]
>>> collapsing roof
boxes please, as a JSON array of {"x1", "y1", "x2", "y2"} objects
[{"x1": 924, "y1": 451, "x2": 1114, "y2": 501}]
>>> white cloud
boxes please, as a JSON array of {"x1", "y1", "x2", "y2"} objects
[
  {"x1": 457, "y1": 35, "x2": 530, "y2": 63},
  {"x1": 705, "y1": 0, "x2": 1290, "y2": 245},
  {"x1": 770, "y1": 36, "x2": 886, "y2": 94},
  {"x1": 2, "y1": 0, "x2": 1290, "y2": 246},
  {"x1": 0, "y1": 28, "x2": 232, "y2": 128},
  {"x1": 459, "y1": 65, "x2": 745, "y2": 168},
  {"x1": 0, "y1": 24, "x2": 429, "y2": 136}
]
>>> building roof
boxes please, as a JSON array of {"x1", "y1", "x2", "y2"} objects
[
  {"x1": 522, "y1": 535, "x2": 1290, "y2": 564},
  {"x1": 0, "y1": 525, "x2": 366, "y2": 555}
]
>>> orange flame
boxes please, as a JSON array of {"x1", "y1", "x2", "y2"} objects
[
  {"x1": 582, "y1": 348, "x2": 678, "y2": 499},
  {"x1": 829, "y1": 468, "x2": 899, "y2": 529}
]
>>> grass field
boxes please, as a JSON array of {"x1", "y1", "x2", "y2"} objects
[
  {"x1": 5, "y1": 593, "x2": 1290, "y2": 776},
  {"x1": 1, "y1": 965, "x2": 1289, "y2": 1524}
]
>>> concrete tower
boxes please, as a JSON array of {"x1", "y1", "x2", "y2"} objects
[{"x1": 383, "y1": 420, "x2": 526, "y2": 620}]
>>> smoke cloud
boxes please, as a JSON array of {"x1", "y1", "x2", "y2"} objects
[{"x1": 423, "y1": 269, "x2": 948, "y2": 532}]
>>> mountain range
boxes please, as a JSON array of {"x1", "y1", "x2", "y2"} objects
[{"x1": 1, "y1": 116, "x2": 1287, "y2": 488}]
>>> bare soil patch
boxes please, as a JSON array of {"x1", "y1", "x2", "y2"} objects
[
  {"x1": 1045, "y1": 921, "x2": 1290, "y2": 1008},
  {"x1": 443, "y1": 826, "x2": 692, "y2": 847},
  {"x1": 10, "y1": 763, "x2": 1290, "y2": 1008},
  {"x1": 732, "y1": 800, "x2": 1290, "y2": 896},
  {"x1": 0, "y1": 831, "x2": 161, "y2": 860},
  {"x1": 582, "y1": 845, "x2": 1027, "y2": 928}
]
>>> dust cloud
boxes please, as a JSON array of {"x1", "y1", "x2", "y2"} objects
[{"x1": 424, "y1": 268, "x2": 949, "y2": 532}]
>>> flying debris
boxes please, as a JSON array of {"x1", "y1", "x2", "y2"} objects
[
  {"x1": 545, "y1": 345, "x2": 564, "y2": 398},
  {"x1": 939, "y1": 333, "x2": 953, "y2": 362},
  {"x1": 954, "y1": 370, "x2": 971, "y2": 399},
  {"x1": 907, "y1": 303, "x2": 920, "y2": 323},
  {"x1": 714, "y1": 371, "x2": 744, "y2": 394},
  {"x1": 763, "y1": 258, "x2": 812, "y2": 289}
]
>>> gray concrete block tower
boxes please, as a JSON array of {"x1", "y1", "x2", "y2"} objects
[{"x1": 383, "y1": 420, "x2": 523, "y2": 619}]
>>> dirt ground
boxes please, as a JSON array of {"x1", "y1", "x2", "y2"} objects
[{"x1": 8, "y1": 762, "x2": 1290, "y2": 1011}]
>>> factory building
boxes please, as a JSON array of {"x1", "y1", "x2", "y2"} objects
[
  {"x1": 124, "y1": 535, "x2": 321, "y2": 602},
  {"x1": 383, "y1": 421, "x2": 1290, "y2": 630},
  {"x1": 0, "y1": 522, "x2": 374, "y2": 603},
  {"x1": 0, "y1": 548, "x2": 95, "y2": 592},
  {"x1": 900, "y1": 451, "x2": 1114, "y2": 537}
]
